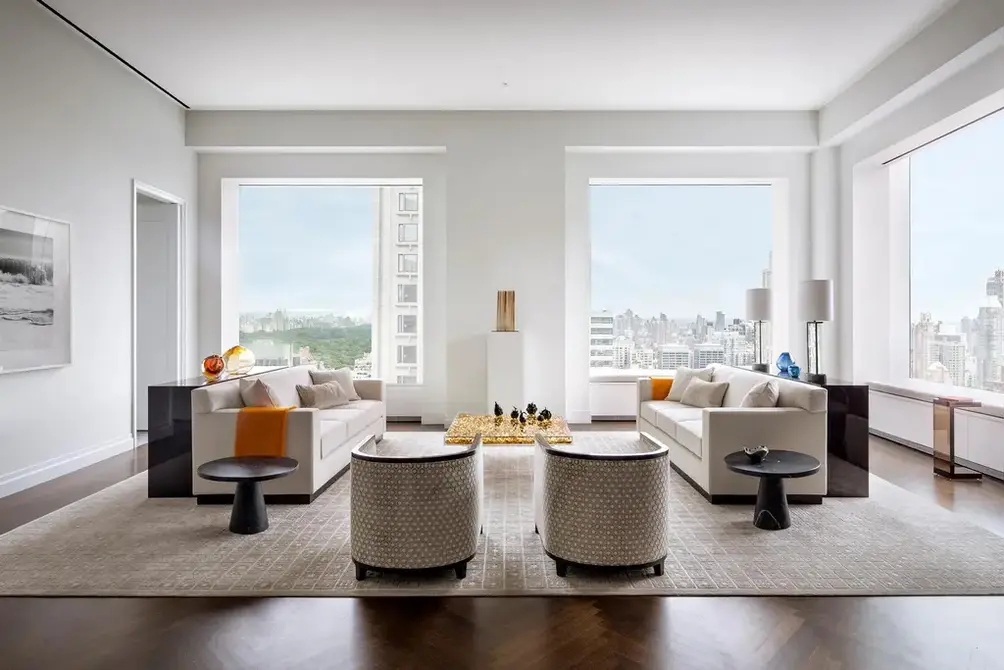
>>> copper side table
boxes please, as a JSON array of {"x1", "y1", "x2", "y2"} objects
[{"x1": 933, "y1": 396, "x2": 982, "y2": 480}]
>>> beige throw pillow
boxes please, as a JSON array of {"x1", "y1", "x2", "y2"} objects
[
  {"x1": 666, "y1": 366, "x2": 713, "y2": 402},
  {"x1": 296, "y1": 381, "x2": 350, "y2": 409},
  {"x1": 680, "y1": 378, "x2": 729, "y2": 408},
  {"x1": 309, "y1": 368, "x2": 360, "y2": 401},
  {"x1": 239, "y1": 378, "x2": 281, "y2": 407},
  {"x1": 740, "y1": 380, "x2": 780, "y2": 408}
]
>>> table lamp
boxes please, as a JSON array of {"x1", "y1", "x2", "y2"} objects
[
  {"x1": 798, "y1": 279, "x2": 833, "y2": 385},
  {"x1": 745, "y1": 288, "x2": 771, "y2": 373}
]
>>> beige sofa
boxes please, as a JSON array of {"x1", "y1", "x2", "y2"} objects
[
  {"x1": 637, "y1": 364, "x2": 827, "y2": 502},
  {"x1": 191, "y1": 366, "x2": 386, "y2": 502}
]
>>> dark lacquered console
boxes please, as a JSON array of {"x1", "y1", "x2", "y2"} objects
[
  {"x1": 820, "y1": 380, "x2": 870, "y2": 497},
  {"x1": 147, "y1": 368, "x2": 283, "y2": 498}
]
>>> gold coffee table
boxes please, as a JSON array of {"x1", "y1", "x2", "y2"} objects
[{"x1": 445, "y1": 413, "x2": 572, "y2": 445}]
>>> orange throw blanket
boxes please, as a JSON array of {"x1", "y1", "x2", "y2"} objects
[
  {"x1": 650, "y1": 377, "x2": 674, "y2": 401},
  {"x1": 234, "y1": 406, "x2": 294, "y2": 457}
]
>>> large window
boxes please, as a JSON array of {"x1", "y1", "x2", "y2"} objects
[
  {"x1": 239, "y1": 183, "x2": 423, "y2": 383},
  {"x1": 590, "y1": 183, "x2": 772, "y2": 375},
  {"x1": 909, "y1": 111, "x2": 1004, "y2": 392}
]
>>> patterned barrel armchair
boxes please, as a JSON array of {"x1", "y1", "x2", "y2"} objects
[
  {"x1": 534, "y1": 434, "x2": 670, "y2": 577},
  {"x1": 350, "y1": 434, "x2": 483, "y2": 580}
]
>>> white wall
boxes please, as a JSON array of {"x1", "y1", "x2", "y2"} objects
[
  {"x1": 0, "y1": 0, "x2": 196, "y2": 495},
  {"x1": 192, "y1": 111, "x2": 816, "y2": 423},
  {"x1": 835, "y1": 45, "x2": 1004, "y2": 380}
]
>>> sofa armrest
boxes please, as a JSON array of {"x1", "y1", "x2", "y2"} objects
[
  {"x1": 637, "y1": 378, "x2": 654, "y2": 405},
  {"x1": 702, "y1": 407, "x2": 827, "y2": 492}
]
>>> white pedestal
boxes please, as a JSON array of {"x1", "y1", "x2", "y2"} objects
[{"x1": 487, "y1": 331, "x2": 526, "y2": 414}]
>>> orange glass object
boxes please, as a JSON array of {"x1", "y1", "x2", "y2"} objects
[{"x1": 202, "y1": 354, "x2": 225, "y2": 380}]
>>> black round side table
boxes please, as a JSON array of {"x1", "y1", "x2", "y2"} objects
[
  {"x1": 197, "y1": 456, "x2": 299, "y2": 534},
  {"x1": 724, "y1": 450, "x2": 820, "y2": 530}
]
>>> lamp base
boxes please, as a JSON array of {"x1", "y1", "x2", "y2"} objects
[
  {"x1": 751, "y1": 363, "x2": 769, "y2": 373},
  {"x1": 806, "y1": 372, "x2": 827, "y2": 385}
]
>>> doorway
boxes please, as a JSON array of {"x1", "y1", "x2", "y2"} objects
[{"x1": 132, "y1": 181, "x2": 186, "y2": 446}]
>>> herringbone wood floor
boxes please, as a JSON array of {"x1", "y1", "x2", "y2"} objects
[{"x1": 1, "y1": 423, "x2": 1003, "y2": 669}]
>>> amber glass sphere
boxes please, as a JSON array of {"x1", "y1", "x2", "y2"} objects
[
  {"x1": 223, "y1": 345, "x2": 256, "y2": 375},
  {"x1": 201, "y1": 354, "x2": 225, "y2": 380}
]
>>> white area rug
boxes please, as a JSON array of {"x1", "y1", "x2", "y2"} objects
[{"x1": 2, "y1": 432, "x2": 1004, "y2": 597}]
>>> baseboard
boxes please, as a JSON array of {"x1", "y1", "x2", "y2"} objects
[
  {"x1": 0, "y1": 434, "x2": 135, "y2": 499},
  {"x1": 196, "y1": 462, "x2": 351, "y2": 506}
]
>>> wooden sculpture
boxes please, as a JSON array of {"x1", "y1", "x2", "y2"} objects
[{"x1": 496, "y1": 290, "x2": 516, "y2": 332}]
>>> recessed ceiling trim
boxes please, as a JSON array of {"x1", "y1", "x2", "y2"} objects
[{"x1": 34, "y1": 0, "x2": 189, "y2": 109}]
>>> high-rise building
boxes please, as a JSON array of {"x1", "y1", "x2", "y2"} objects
[
  {"x1": 589, "y1": 311, "x2": 615, "y2": 368},
  {"x1": 714, "y1": 311, "x2": 725, "y2": 332},
  {"x1": 929, "y1": 335, "x2": 966, "y2": 386},
  {"x1": 612, "y1": 336, "x2": 634, "y2": 369},
  {"x1": 375, "y1": 185, "x2": 423, "y2": 383},
  {"x1": 977, "y1": 302, "x2": 1002, "y2": 386},
  {"x1": 693, "y1": 343, "x2": 726, "y2": 368},
  {"x1": 659, "y1": 344, "x2": 691, "y2": 371},
  {"x1": 911, "y1": 312, "x2": 936, "y2": 379},
  {"x1": 695, "y1": 314, "x2": 707, "y2": 341},
  {"x1": 633, "y1": 349, "x2": 656, "y2": 369}
]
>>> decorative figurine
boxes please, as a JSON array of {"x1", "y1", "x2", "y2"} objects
[
  {"x1": 539, "y1": 407, "x2": 552, "y2": 422},
  {"x1": 519, "y1": 411, "x2": 527, "y2": 427},
  {"x1": 787, "y1": 363, "x2": 802, "y2": 379},
  {"x1": 511, "y1": 406, "x2": 520, "y2": 420},
  {"x1": 776, "y1": 351, "x2": 794, "y2": 378},
  {"x1": 223, "y1": 344, "x2": 256, "y2": 375},
  {"x1": 526, "y1": 402, "x2": 537, "y2": 420},
  {"x1": 744, "y1": 445, "x2": 770, "y2": 464},
  {"x1": 494, "y1": 402, "x2": 504, "y2": 417}
]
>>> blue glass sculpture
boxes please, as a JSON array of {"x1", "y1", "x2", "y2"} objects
[
  {"x1": 776, "y1": 351, "x2": 793, "y2": 377},
  {"x1": 787, "y1": 364, "x2": 801, "y2": 379}
]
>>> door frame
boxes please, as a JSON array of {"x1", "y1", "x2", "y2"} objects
[{"x1": 131, "y1": 180, "x2": 187, "y2": 443}]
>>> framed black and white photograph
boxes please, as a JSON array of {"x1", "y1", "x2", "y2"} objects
[{"x1": 0, "y1": 206, "x2": 71, "y2": 374}]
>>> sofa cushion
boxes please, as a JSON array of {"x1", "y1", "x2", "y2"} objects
[
  {"x1": 709, "y1": 365, "x2": 766, "y2": 408},
  {"x1": 640, "y1": 401, "x2": 703, "y2": 438},
  {"x1": 310, "y1": 368, "x2": 361, "y2": 401},
  {"x1": 740, "y1": 380, "x2": 780, "y2": 408},
  {"x1": 239, "y1": 378, "x2": 281, "y2": 407},
  {"x1": 675, "y1": 419, "x2": 703, "y2": 457},
  {"x1": 316, "y1": 399, "x2": 384, "y2": 437},
  {"x1": 296, "y1": 381, "x2": 350, "y2": 409},
  {"x1": 667, "y1": 367, "x2": 713, "y2": 402},
  {"x1": 680, "y1": 378, "x2": 729, "y2": 408},
  {"x1": 319, "y1": 421, "x2": 348, "y2": 459},
  {"x1": 248, "y1": 366, "x2": 312, "y2": 408}
]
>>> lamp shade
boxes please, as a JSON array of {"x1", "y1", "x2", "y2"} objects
[
  {"x1": 745, "y1": 288, "x2": 771, "y2": 321},
  {"x1": 798, "y1": 279, "x2": 834, "y2": 321}
]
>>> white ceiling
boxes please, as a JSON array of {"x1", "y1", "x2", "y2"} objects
[{"x1": 44, "y1": 0, "x2": 956, "y2": 110}]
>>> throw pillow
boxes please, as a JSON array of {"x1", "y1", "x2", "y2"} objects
[
  {"x1": 296, "y1": 381, "x2": 350, "y2": 409},
  {"x1": 680, "y1": 377, "x2": 729, "y2": 408},
  {"x1": 239, "y1": 378, "x2": 281, "y2": 407},
  {"x1": 740, "y1": 380, "x2": 780, "y2": 408},
  {"x1": 650, "y1": 377, "x2": 674, "y2": 400},
  {"x1": 309, "y1": 367, "x2": 360, "y2": 401},
  {"x1": 666, "y1": 366, "x2": 713, "y2": 402}
]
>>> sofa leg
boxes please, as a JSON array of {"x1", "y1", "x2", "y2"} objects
[
  {"x1": 534, "y1": 524, "x2": 538, "y2": 534},
  {"x1": 454, "y1": 561, "x2": 468, "y2": 579},
  {"x1": 555, "y1": 559, "x2": 568, "y2": 577},
  {"x1": 653, "y1": 559, "x2": 665, "y2": 577},
  {"x1": 480, "y1": 525, "x2": 484, "y2": 535},
  {"x1": 354, "y1": 562, "x2": 368, "y2": 581}
]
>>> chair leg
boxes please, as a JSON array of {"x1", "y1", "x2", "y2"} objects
[
  {"x1": 555, "y1": 559, "x2": 568, "y2": 577},
  {"x1": 653, "y1": 559, "x2": 665, "y2": 577},
  {"x1": 354, "y1": 562, "x2": 367, "y2": 581},
  {"x1": 454, "y1": 561, "x2": 468, "y2": 579}
]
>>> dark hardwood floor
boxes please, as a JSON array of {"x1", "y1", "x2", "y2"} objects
[{"x1": 2, "y1": 424, "x2": 1004, "y2": 669}]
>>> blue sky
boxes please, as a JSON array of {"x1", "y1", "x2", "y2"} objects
[
  {"x1": 910, "y1": 109, "x2": 1004, "y2": 324},
  {"x1": 239, "y1": 185, "x2": 375, "y2": 316},
  {"x1": 590, "y1": 184, "x2": 772, "y2": 320}
]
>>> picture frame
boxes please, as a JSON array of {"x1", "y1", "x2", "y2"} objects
[{"x1": 0, "y1": 206, "x2": 72, "y2": 374}]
